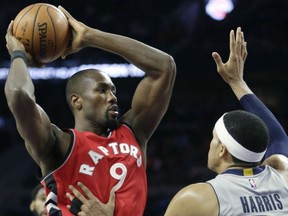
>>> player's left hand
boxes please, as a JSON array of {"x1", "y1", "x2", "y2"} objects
[
  {"x1": 58, "y1": 6, "x2": 88, "y2": 59},
  {"x1": 211, "y1": 27, "x2": 248, "y2": 84},
  {"x1": 66, "y1": 182, "x2": 116, "y2": 216}
]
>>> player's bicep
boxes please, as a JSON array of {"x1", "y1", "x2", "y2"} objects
[
  {"x1": 262, "y1": 155, "x2": 288, "y2": 172},
  {"x1": 124, "y1": 71, "x2": 175, "y2": 140},
  {"x1": 165, "y1": 183, "x2": 218, "y2": 216},
  {"x1": 165, "y1": 188, "x2": 199, "y2": 216}
]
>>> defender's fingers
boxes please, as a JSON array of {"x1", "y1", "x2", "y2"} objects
[
  {"x1": 66, "y1": 192, "x2": 75, "y2": 201},
  {"x1": 212, "y1": 52, "x2": 223, "y2": 66},
  {"x1": 108, "y1": 189, "x2": 116, "y2": 204},
  {"x1": 77, "y1": 182, "x2": 96, "y2": 201},
  {"x1": 229, "y1": 29, "x2": 236, "y2": 54},
  {"x1": 78, "y1": 205, "x2": 89, "y2": 216},
  {"x1": 69, "y1": 185, "x2": 87, "y2": 203},
  {"x1": 240, "y1": 30, "x2": 246, "y2": 57},
  {"x1": 243, "y1": 42, "x2": 248, "y2": 61},
  {"x1": 235, "y1": 27, "x2": 242, "y2": 55}
]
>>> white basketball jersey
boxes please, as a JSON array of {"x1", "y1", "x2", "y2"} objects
[{"x1": 207, "y1": 165, "x2": 288, "y2": 216}]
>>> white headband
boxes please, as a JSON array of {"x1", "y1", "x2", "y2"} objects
[{"x1": 215, "y1": 113, "x2": 266, "y2": 163}]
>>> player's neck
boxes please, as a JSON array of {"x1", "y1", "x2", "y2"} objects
[
  {"x1": 226, "y1": 164, "x2": 258, "y2": 170},
  {"x1": 74, "y1": 124, "x2": 110, "y2": 137}
]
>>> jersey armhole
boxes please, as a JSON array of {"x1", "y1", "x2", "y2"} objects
[
  {"x1": 119, "y1": 123, "x2": 146, "y2": 156},
  {"x1": 39, "y1": 129, "x2": 75, "y2": 181},
  {"x1": 207, "y1": 182, "x2": 220, "y2": 216},
  {"x1": 120, "y1": 122, "x2": 134, "y2": 133}
]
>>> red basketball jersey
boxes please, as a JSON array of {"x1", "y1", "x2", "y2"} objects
[{"x1": 41, "y1": 124, "x2": 147, "y2": 216}]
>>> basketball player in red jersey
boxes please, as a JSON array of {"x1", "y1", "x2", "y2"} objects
[{"x1": 5, "y1": 5, "x2": 176, "y2": 216}]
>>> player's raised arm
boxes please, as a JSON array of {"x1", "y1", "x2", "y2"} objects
[
  {"x1": 4, "y1": 21, "x2": 61, "y2": 169},
  {"x1": 212, "y1": 27, "x2": 288, "y2": 171},
  {"x1": 59, "y1": 6, "x2": 177, "y2": 154}
]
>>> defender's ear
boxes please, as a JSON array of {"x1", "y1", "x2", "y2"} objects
[
  {"x1": 30, "y1": 201, "x2": 35, "y2": 211},
  {"x1": 219, "y1": 143, "x2": 228, "y2": 158}
]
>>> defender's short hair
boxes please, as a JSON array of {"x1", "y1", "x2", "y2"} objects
[{"x1": 215, "y1": 110, "x2": 269, "y2": 163}]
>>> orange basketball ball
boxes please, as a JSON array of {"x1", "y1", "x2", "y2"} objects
[{"x1": 12, "y1": 3, "x2": 71, "y2": 64}]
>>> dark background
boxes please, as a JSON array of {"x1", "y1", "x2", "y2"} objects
[{"x1": 1, "y1": 0, "x2": 288, "y2": 215}]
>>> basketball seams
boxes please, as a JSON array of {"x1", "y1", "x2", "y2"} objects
[
  {"x1": 46, "y1": 6, "x2": 57, "y2": 62},
  {"x1": 13, "y1": 3, "x2": 70, "y2": 64},
  {"x1": 13, "y1": 5, "x2": 34, "y2": 36},
  {"x1": 32, "y1": 4, "x2": 42, "y2": 60}
]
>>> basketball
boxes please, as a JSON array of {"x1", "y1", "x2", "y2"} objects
[{"x1": 12, "y1": 3, "x2": 71, "y2": 64}]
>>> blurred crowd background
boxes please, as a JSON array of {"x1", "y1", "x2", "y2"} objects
[{"x1": 1, "y1": 0, "x2": 288, "y2": 215}]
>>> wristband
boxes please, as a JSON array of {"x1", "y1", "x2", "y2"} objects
[
  {"x1": 69, "y1": 197, "x2": 83, "y2": 215},
  {"x1": 10, "y1": 50, "x2": 28, "y2": 65}
]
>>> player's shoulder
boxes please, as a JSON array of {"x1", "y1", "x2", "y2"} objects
[
  {"x1": 263, "y1": 155, "x2": 288, "y2": 180},
  {"x1": 165, "y1": 183, "x2": 218, "y2": 216},
  {"x1": 181, "y1": 182, "x2": 217, "y2": 199},
  {"x1": 51, "y1": 124, "x2": 71, "y2": 140}
]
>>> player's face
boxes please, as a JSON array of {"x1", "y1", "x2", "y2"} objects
[
  {"x1": 30, "y1": 187, "x2": 47, "y2": 216},
  {"x1": 81, "y1": 72, "x2": 119, "y2": 130},
  {"x1": 207, "y1": 128, "x2": 222, "y2": 173}
]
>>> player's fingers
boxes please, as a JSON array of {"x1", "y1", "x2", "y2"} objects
[
  {"x1": 240, "y1": 30, "x2": 246, "y2": 57},
  {"x1": 235, "y1": 27, "x2": 242, "y2": 54},
  {"x1": 67, "y1": 204, "x2": 71, "y2": 210},
  {"x1": 62, "y1": 45, "x2": 78, "y2": 59},
  {"x1": 229, "y1": 29, "x2": 236, "y2": 54},
  {"x1": 243, "y1": 42, "x2": 248, "y2": 61},
  {"x1": 69, "y1": 185, "x2": 87, "y2": 203},
  {"x1": 78, "y1": 205, "x2": 90, "y2": 216},
  {"x1": 212, "y1": 52, "x2": 223, "y2": 66},
  {"x1": 66, "y1": 192, "x2": 74, "y2": 201},
  {"x1": 240, "y1": 30, "x2": 247, "y2": 58},
  {"x1": 77, "y1": 182, "x2": 95, "y2": 200},
  {"x1": 6, "y1": 21, "x2": 13, "y2": 46},
  {"x1": 7, "y1": 20, "x2": 13, "y2": 34},
  {"x1": 61, "y1": 47, "x2": 72, "y2": 59},
  {"x1": 77, "y1": 212, "x2": 86, "y2": 216},
  {"x1": 58, "y1": 6, "x2": 73, "y2": 20},
  {"x1": 241, "y1": 31, "x2": 244, "y2": 43},
  {"x1": 108, "y1": 189, "x2": 116, "y2": 204}
]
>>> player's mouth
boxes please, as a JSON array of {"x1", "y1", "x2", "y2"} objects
[{"x1": 108, "y1": 104, "x2": 119, "y2": 117}]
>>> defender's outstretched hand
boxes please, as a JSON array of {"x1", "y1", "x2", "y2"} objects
[
  {"x1": 212, "y1": 27, "x2": 247, "y2": 85},
  {"x1": 67, "y1": 182, "x2": 115, "y2": 216}
]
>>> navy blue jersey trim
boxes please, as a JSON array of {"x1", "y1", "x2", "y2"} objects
[{"x1": 222, "y1": 165, "x2": 265, "y2": 176}]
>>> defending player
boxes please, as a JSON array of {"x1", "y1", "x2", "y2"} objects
[{"x1": 164, "y1": 27, "x2": 288, "y2": 215}]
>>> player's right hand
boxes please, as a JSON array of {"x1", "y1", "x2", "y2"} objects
[{"x1": 6, "y1": 21, "x2": 45, "y2": 68}]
